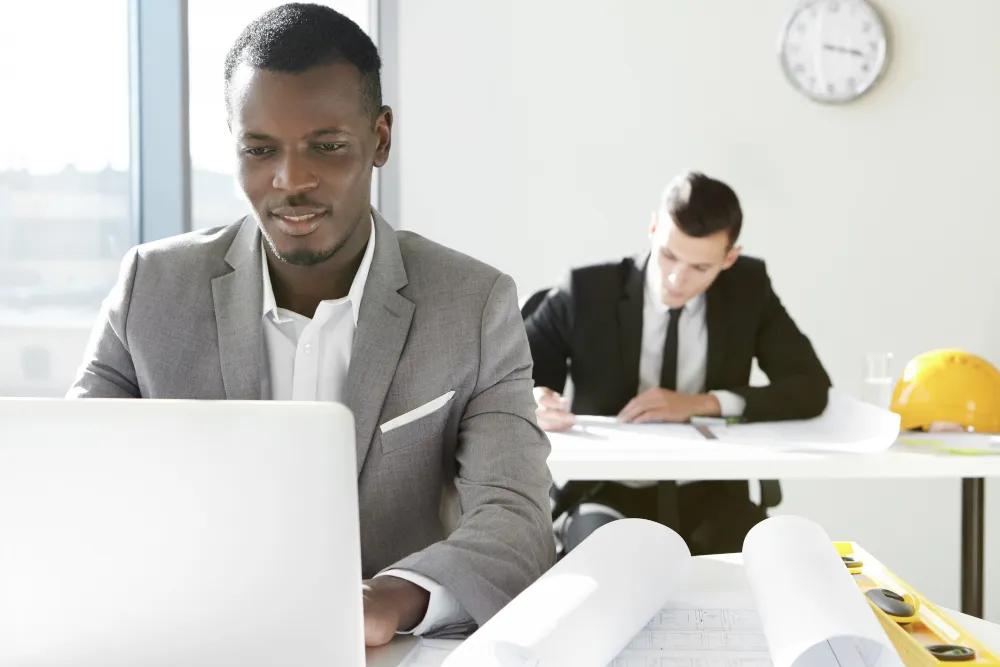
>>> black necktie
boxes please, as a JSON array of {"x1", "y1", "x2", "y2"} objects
[
  {"x1": 656, "y1": 306, "x2": 685, "y2": 532},
  {"x1": 659, "y1": 307, "x2": 683, "y2": 391}
]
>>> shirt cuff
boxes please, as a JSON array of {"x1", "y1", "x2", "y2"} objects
[
  {"x1": 376, "y1": 569, "x2": 471, "y2": 636},
  {"x1": 709, "y1": 390, "x2": 747, "y2": 418}
]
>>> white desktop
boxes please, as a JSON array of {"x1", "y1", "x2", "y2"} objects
[{"x1": 0, "y1": 398, "x2": 366, "y2": 667}]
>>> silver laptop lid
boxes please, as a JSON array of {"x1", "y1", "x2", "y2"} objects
[{"x1": 0, "y1": 398, "x2": 363, "y2": 667}]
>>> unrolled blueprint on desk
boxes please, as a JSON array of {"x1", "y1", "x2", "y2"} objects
[
  {"x1": 569, "y1": 417, "x2": 709, "y2": 442},
  {"x1": 561, "y1": 417, "x2": 760, "y2": 455},
  {"x1": 398, "y1": 640, "x2": 462, "y2": 666},
  {"x1": 715, "y1": 390, "x2": 900, "y2": 453},
  {"x1": 608, "y1": 591, "x2": 772, "y2": 667},
  {"x1": 443, "y1": 516, "x2": 901, "y2": 667},
  {"x1": 556, "y1": 389, "x2": 900, "y2": 454}
]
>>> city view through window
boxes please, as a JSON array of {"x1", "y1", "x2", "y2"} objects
[{"x1": 0, "y1": 0, "x2": 371, "y2": 397}]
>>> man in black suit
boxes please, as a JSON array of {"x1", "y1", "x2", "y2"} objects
[{"x1": 526, "y1": 171, "x2": 831, "y2": 555}]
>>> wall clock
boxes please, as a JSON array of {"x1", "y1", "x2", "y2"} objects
[{"x1": 779, "y1": 0, "x2": 889, "y2": 104}]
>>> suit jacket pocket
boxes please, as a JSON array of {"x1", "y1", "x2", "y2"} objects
[{"x1": 379, "y1": 392, "x2": 455, "y2": 454}]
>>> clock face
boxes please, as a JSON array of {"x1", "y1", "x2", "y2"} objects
[{"x1": 779, "y1": 0, "x2": 889, "y2": 104}]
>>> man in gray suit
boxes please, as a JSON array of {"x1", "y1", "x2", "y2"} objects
[{"x1": 69, "y1": 3, "x2": 555, "y2": 646}]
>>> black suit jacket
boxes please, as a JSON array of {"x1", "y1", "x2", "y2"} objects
[{"x1": 526, "y1": 254, "x2": 831, "y2": 422}]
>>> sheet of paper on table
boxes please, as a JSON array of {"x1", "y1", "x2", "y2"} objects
[
  {"x1": 714, "y1": 389, "x2": 901, "y2": 453},
  {"x1": 398, "y1": 640, "x2": 463, "y2": 667},
  {"x1": 555, "y1": 389, "x2": 900, "y2": 454}
]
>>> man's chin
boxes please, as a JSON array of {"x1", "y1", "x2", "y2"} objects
[
  {"x1": 264, "y1": 235, "x2": 347, "y2": 266},
  {"x1": 662, "y1": 294, "x2": 689, "y2": 309},
  {"x1": 262, "y1": 231, "x2": 344, "y2": 267},
  {"x1": 258, "y1": 211, "x2": 363, "y2": 268},
  {"x1": 273, "y1": 248, "x2": 339, "y2": 266}
]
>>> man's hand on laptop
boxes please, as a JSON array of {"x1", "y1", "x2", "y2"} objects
[
  {"x1": 361, "y1": 576, "x2": 431, "y2": 646},
  {"x1": 533, "y1": 386, "x2": 576, "y2": 432}
]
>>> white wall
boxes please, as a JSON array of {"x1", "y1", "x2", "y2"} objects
[{"x1": 388, "y1": 0, "x2": 1000, "y2": 620}]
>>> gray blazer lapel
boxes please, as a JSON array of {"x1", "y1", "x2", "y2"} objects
[
  {"x1": 211, "y1": 217, "x2": 264, "y2": 400},
  {"x1": 344, "y1": 211, "x2": 415, "y2": 474}
]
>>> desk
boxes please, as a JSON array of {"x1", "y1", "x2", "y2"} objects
[
  {"x1": 370, "y1": 554, "x2": 1000, "y2": 667},
  {"x1": 546, "y1": 437, "x2": 1000, "y2": 617}
]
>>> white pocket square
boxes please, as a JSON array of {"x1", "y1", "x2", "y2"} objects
[{"x1": 379, "y1": 391, "x2": 455, "y2": 434}]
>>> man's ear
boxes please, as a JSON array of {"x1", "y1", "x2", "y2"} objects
[
  {"x1": 648, "y1": 211, "x2": 658, "y2": 240},
  {"x1": 373, "y1": 106, "x2": 393, "y2": 168},
  {"x1": 721, "y1": 245, "x2": 742, "y2": 270}
]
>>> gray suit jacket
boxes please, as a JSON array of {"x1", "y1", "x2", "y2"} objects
[{"x1": 68, "y1": 212, "x2": 556, "y2": 626}]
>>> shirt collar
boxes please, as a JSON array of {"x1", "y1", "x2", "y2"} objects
[
  {"x1": 261, "y1": 212, "x2": 376, "y2": 326},
  {"x1": 643, "y1": 253, "x2": 706, "y2": 317}
]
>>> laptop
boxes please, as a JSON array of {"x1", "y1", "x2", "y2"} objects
[{"x1": 0, "y1": 398, "x2": 376, "y2": 667}]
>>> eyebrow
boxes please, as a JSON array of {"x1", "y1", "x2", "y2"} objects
[
  {"x1": 239, "y1": 131, "x2": 273, "y2": 142},
  {"x1": 238, "y1": 128, "x2": 351, "y2": 142},
  {"x1": 310, "y1": 127, "x2": 350, "y2": 138}
]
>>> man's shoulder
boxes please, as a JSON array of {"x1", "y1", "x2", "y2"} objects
[
  {"x1": 715, "y1": 254, "x2": 770, "y2": 295},
  {"x1": 109, "y1": 222, "x2": 246, "y2": 333},
  {"x1": 572, "y1": 256, "x2": 637, "y2": 277},
  {"x1": 723, "y1": 255, "x2": 768, "y2": 280},
  {"x1": 566, "y1": 255, "x2": 643, "y2": 293},
  {"x1": 132, "y1": 219, "x2": 244, "y2": 275},
  {"x1": 395, "y1": 229, "x2": 504, "y2": 293},
  {"x1": 728, "y1": 254, "x2": 767, "y2": 274}
]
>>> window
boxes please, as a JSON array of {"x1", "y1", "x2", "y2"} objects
[
  {"x1": 0, "y1": 1, "x2": 378, "y2": 397},
  {"x1": 0, "y1": 0, "x2": 132, "y2": 397},
  {"x1": 21, "y1": 347, "x2": 52, "y2": 383},
  {"x1": 188, "y1": 1, "x2": 376, "y2": 230}
]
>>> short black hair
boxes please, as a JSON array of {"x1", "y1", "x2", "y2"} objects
[
  {"x1": 661, "y1": 171, "x2": 742, "y2": 246},
  {"x1": 224, "y1": 3, "x2": 382, "y2": 121}
]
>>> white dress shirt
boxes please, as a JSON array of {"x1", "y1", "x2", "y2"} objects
[
  {"x1": 638, "y1": 256, "x2": 746, "y2": 417},
  {"x1": 626, "y1": 259, "x2": 750, "y2": 491},
  {"x1": 260, "y1": 215, "x2": 468, "y2": 635}
]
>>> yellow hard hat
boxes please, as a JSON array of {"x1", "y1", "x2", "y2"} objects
[{"x1": 891, "y1": 349, "x2": 1000, "y2": 433}]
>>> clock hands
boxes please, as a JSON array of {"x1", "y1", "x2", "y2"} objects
[{"x1": 823, "y1": 43, "x2": 865, "y2": 57}]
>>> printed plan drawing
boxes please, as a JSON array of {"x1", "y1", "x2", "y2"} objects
[{"x1": 609, "y1": 604, "x2": 772, "y2": 667}]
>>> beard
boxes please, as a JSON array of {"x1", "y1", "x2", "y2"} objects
[
  {"x1": 267, "y1": 239, "x2": 349, "y2": 266},
  {"x1": 261, "y1": 212, "x2": 362, "y2": 266}
]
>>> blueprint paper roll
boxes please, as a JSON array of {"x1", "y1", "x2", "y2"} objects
[{"x1": 443, "y1": 519, "x2": 691, "y2": 667}]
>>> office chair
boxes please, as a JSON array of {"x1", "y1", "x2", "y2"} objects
[{"x1": 519, "y1": 287, "x2": 552, "y2": 320}]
